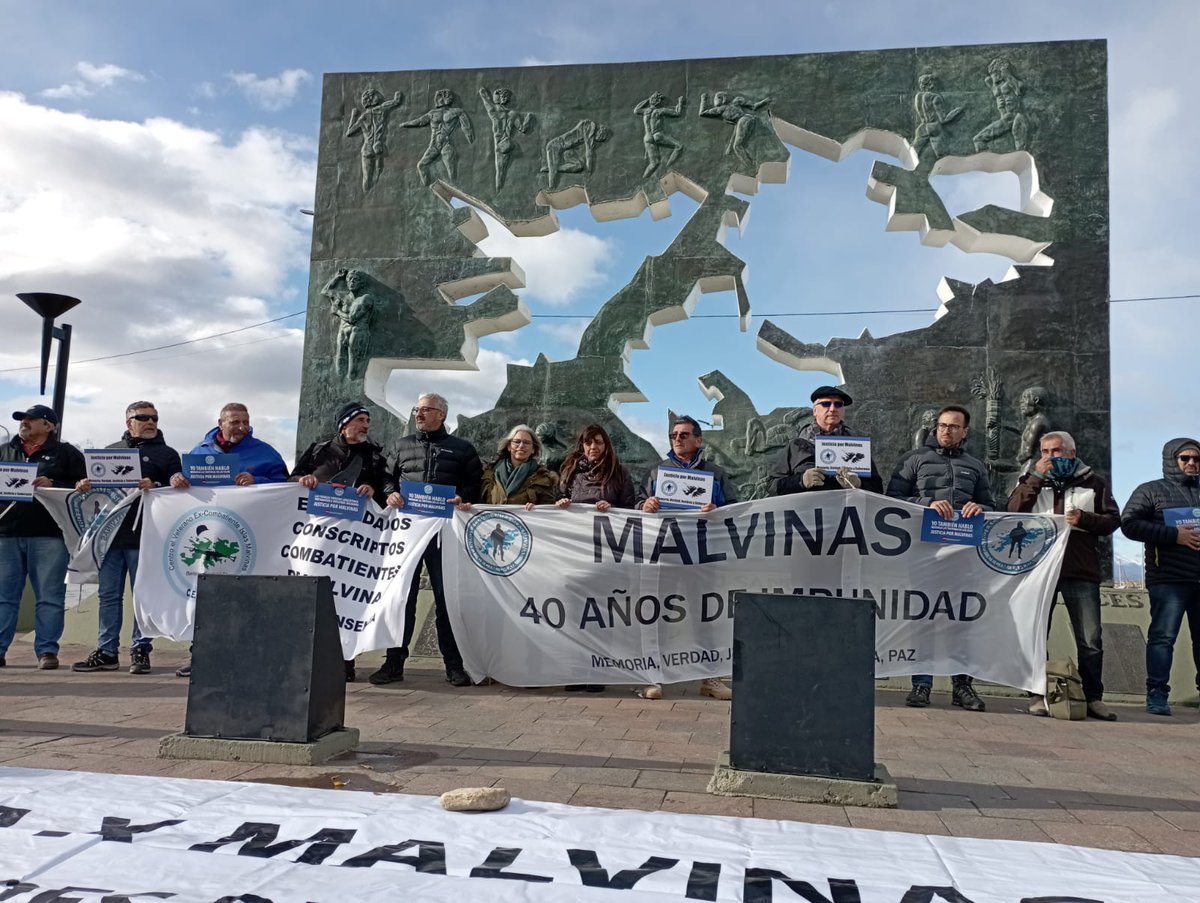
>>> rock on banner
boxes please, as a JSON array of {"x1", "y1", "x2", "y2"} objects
[
  {"x1": 444, "y1": 490, "x2": 1067, "y2": 692},
  {"x1": 132, "y1": 484, "x2": 441, "y2": 658}
]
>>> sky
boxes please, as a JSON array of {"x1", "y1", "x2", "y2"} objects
[{"x1": 0, "y1": 0, "x2": 1196, "y2": 576}]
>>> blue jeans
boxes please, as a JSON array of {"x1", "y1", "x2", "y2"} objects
[
  {"x1": 1145, "y1": 582, "x2": 1200, "y2": 695},
  {"x1": 0, "y1": 536, "x2": 69, "y2": 658},
  {"x1": 97, "y1": 548, "x2": 150, "y2": 656},
  {"x1": 1051, "y1": 578, "x2": 1104, "y2": 701}
]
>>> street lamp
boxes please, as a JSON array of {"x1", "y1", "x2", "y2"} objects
[{"x1": 16, "y1": 292, "x2": 81, "y2": 436}]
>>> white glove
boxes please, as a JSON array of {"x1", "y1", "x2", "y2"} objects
[{"x1": 802, "y1": 468, "x2": 826, "y2": 489}]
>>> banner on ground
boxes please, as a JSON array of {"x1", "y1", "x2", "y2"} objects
[
  {"x1": 0, "y1": 766, "x2": 1194, "y2": 902},
  {"x1": 35, "y1": 486, "x2": 138, "y2": 583},
  {"x1": 131, "y1": 483, "x2": 441, "y2": 658},
  {"x1": 444, "y1": 490, "x2": 1068, "y2": 692}
]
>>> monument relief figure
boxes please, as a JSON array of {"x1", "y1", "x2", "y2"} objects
[
  {"x1": 344, "y1": 88, "x2": 404, "y2": 192},
  {"x1": 699, "y1": 91, "x2": 772, "y2": 168},
  {"x1": 478, "y1": 85, "x2": 534, "y2": 189},
  {"x1": 542, "y1": 119, "x2": 612, "y2": 190},
  {"x1": 911, "y1": 72, "x2": 962, "y2": 160},
  {"x1": 973, "y1": 57, "x2": 1029, "y2": 152},
  {"x1": 1016, "y1": 386, "x2": 1050, "y2": 469},
  {"x1": 321, "y1": 267, "x2": 377, "y2": 380},
  {"x1": 401, "y1": 88, "x2": 474, "y2": 186},
  {"x1": 634, "y1": 91, "x2": 685, "y2": 177},
  {"x1": 970, "y1": 367, "x2": 1004, "y2": 463},
  {"x1": 913, "y1": 408, "x2": 937, "y2": 449}
]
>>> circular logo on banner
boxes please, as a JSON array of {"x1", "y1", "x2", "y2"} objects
[
  {"x1": 163, "y1": 506, "x2": 257, "y2": 595},
  {"x1": 90, "y1": 461, "x2": 108, "y2": 478},
  {"x1": 424, "y1": 484, "x2": 434, "y2": 494},
  {"x1": 660, "y1": 479, "x2": 678, "y2": 497},
  {"x1": 819, "y1": 447, "x2": 837, "y2": 465},
  {"x1": 464, "y1": 510, "x2": 532, "y2": 577},
  {"x1": 205, "y1": 454, "x2": 216, "y2": 464},
  {"x1": 977, "y1": 515, "x2": 1058, "y2": 575}
]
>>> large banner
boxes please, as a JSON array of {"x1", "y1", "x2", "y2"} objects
[
  {"x1": 132, "y1": 484, "x2": 441, "y2": 658},
  {"x1": 34, "y1": 486, "x2": 138, "y2": 583},
  {"x1": 444, "y1": 491, "x2": 1068, "y2": 692},
  {"x1": 0, "y1": 765, "x2": 1194, "y2": 901}
]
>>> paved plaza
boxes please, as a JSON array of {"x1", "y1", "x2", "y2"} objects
[{"x1": 2, "y1": 643, "x2": 1200, "y2": 857}]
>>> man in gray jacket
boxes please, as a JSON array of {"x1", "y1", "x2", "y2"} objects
[{"x1": 887, "y1": 404, "x2": 996, "y2": 712}]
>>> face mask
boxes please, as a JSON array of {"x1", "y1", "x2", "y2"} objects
[{"x1": 1048, "y1": 457, "x2": 1079, "y2": 480}]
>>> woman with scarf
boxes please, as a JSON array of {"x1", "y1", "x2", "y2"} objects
[
  {"x1": 555, "y1": 423, "x2": 636, "y2": 692},
  {"x1": 473, "y1": 424, "x2": 559, "y2": 508}
]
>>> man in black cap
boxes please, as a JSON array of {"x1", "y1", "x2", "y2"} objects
[
  {"x1": 292, "y1": 401, "x2": 391, "y2": 682},
  {"x1": 0, "y1": 404, "x2": 86, "y2": 670},
  {"x1": 768, "y1": 386, "x2": 883, "y2": 496}
]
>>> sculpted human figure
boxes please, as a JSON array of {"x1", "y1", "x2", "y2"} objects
[
  {"x1": 344, "y1": 88, "x2": 404, "y2": 192},
  {"x1": 698, "y1": 91, "x2": 771, "y2": 168},
  {"x1": 478, "y1": 85, "x2": 534, "y2": 189},
  {"x1": 401, "y1": 88, "x2": 474, "y2": 186},
  {"x1": 913, "y1": 408, "x2": 937, "y2": 449},
  {"x1": 1017, "y1": 386, "x2": 1050, "y2": 469},
  {"x1": 320, "y1": 268, "x2": 376, "y2": 380},
  {"x1": 542, "y1": 120, "x2": 611, "y2": 190},
  {"x1": 973, "y1": 57, "x2": 1028, "y2": 152},
  {"x1": 634, "y1": 91, "x2": 685, "y2": 177},
  {"x1": 911, "y1": 72, "x2": 962, "y2": 160}
]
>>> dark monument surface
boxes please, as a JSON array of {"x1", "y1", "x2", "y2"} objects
[{"x1": 300, "y1": 41, "x2": 1109, "y2": 502}]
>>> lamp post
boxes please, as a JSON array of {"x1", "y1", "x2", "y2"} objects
[{"x1": 16, "y1": 292, "x2": 81, "y2": 436}]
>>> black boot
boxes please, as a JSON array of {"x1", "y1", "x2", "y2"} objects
[{"x1": 952, "y1": 677, "x2": 985, "y2": 712}]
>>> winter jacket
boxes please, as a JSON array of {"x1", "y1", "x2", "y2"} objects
[
  {"x1": 292, "y1": 434, "x2": 390, "y2": 497},
  {"x1": 639, "y1": 451, "x2": 739, "y2": 507},
  {"x1": 480, "y1": 463, "x2": 558, "y2": 505},
  {"x1": 1007, "y1": 459, "x2": 1120, "y2": 583},
  {"x1": 391, "y1": 427, "x2": 483, "y2": 503},
  {"x1": 886, "y1": 433, "x2": 997, "y2": 511},
  {"x1": 1120, "y1": 437, "x2": 1200, "y2": 585},
  {"x1": 108, "y1": 432, "x2": 183, "y2": 550},
  {"x1": 769, "y1": 422, "x2": 884, "y2": 496},
  {"x1": 558, "y1": 460, "x2": 636, "y2": 508},
  {"x1": 0, "y1": 434, "x2": 86, "y2": 538},
  {"x1": 190, "y1": 427, "x2": 289, "y2": 483}
]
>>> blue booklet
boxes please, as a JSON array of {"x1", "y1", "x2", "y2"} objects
[
  {"x1": 400, "y1": 480, "x2": 455, "y2": 518},
  {"x1": 182, "y1": 453, "x2": 240, "y2": 487},
  {"x1": 1165, "y1": 507, "x2": 1200, "y2": 529},
  {"x1": 307, "y1": 482, "x2": 367, "y2": 521},
  {"x1": 920, "y1": 508, "x2": 984, "y2": 546}
]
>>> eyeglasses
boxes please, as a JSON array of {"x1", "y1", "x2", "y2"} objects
[
  {"x1": 936, "y1": 423, "x2": 964, "y2": 432},
  {"x1": 1179, "y1": 455, "x2": 1200, "y2": 463},
  {"x1": 669, "y1": 431, "x2": 695, "y2": 440},
  {"x1": 130, "y1": 414, "x2": 159, "y2": 422},
  {"x1": 412, "y1": 406, "x2": 441, "y2": 415},
  {"x1": 509, "y1": 439, "x2": 533, "y2": 447},
  {"x1": 815, "y1": 400, "x2": 845, "y2": 409}
]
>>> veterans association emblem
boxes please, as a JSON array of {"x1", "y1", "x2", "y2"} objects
[
  {"x1": 464, "y1": 510, "x2": 532, "y2": 577},
  {"x1": 819, "y1": 447, "x2": 838, "y2": 465},
  {"x1": 163, "y1": 506, "x2": 257, "y2": 595},
  {"x1": 70, "y1": 488, "x2": 134, "y2": 568},
  {"x1": 977, "y1": 514, "x2": 1058, "y2": 575}
]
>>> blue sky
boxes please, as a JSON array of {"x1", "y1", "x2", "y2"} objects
[{"x1": 0, "y1": 0, "x2": 1196, "y2": 576}]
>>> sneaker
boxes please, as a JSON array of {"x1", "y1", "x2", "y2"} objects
[
  {"x1": 72, "y1": 650, "x2": 119, "y2": 672},
  {"x1": 905, "y1": 685, "x2": 931, "y2": 708},
  {"x1": 637, "y1": 683, "x2": 663, "y2": 700},
  {"x1": 38, "y1": 654, "x2": 59, "y2": 671},
  {"x1": 700, "y1": 678, "x2": 732, "y2": 700},
  {"x1": 445, "y1": 666, "x2": 471, "y2": 687},
  {"x1": 175, "y1": 662, "x2": 192, "y2": 678},
  {"x1": 129, "y1": 650, "x2": 151, "y2": 675},
  {"x1": 952, "y1": 680, "x2": 986, "y2": 712},
  {"x1": 1027, "y1": 694, "x2": 1049, "y2": 716},
  {"x1": 0, "y1": 657, "x2": 6, "y2": 667},
  {"x1": 344, "y1": 661, "x2": 356, "y2": 683},
  {"x1": 1086, "y1": 700, "x2": 1117, "y2": 721},
  {"x1": 368, "y1": 660, "x2": 405, "y2": 686},
  {"x1": 1146, "y1": 691, "x2": 1171, "y2": 716}
]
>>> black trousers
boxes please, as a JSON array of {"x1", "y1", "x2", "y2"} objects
[{"x1": 385, "y1": 540, "x2": 463, "y2": 671}]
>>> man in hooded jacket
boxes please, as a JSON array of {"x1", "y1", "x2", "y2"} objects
[{"x1": 1121, "y1": 437, "x2": 1200, "y2": 716}]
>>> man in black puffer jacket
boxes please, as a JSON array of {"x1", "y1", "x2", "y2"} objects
[
  {"x1": 1121, "y1": 437, "x2": 1200, "y2": 716},
  {"x1": 72, "y1": 401, "x2": 181, "y2": 676},
  {"x1": 370, "y1": 392, "x2": 482, "y2": 688}
]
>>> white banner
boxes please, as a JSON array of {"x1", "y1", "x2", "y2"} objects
[
  {"x1": 444, "y1": 491, "x2": 1067, "y2": 692},
  {"x1": 132, "y1": 483, "x2": 442, "y2": 658},
  {"x1": 34, "y1": 486, "x2": 138, "y2": 583},
  {"x1": 0, "y1": 766, "x2": 1196, "y2": 901}
]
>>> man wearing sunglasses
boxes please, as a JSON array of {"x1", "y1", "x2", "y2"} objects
[
  {"x1": 73, "y1": 401, "x2": 181, "y2": 676},
  {"x1": 636, "y1": 414, "x2": 738, "y2": 701},
  {"x1": 1121, "y1": 438, "x2": 1200, "y2": 716},
  {"x1": 768, "y1": 386, "x2": 883, "y2": 496},
  {"x1": 1008, "y1": 431, "x2": 1121, "y2": 720},
  {"x1": 887, "y1": 403, "x2": 995, "y2": 712}
]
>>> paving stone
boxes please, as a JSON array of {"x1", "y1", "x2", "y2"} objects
[
  {"x1": 570, "y1": 784, "x2": 666, "y2": 811},
  {"x1": 1037, "y1": 822, "x2": 1161, "y2": 853},
  {"x1": 632, "y1": 770, "x2": 714, "y2": 793},
  {"x1": 751, "y1": 799, "x2": 852, "y2": 826},
  {"x1": 661, "y1": 790, "x2": 754, "y2": 818},
  {"x1": 938, "y1": 813, "x2": 1053, "y2": 842}
]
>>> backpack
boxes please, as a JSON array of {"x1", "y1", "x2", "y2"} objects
[{"x1": 1045, "y1": 659, "x2": 1087, "y2": 721}]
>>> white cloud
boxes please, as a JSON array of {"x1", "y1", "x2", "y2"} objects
[
  {"x1": 475, "y1": 212, "x2": 614, "y2": 306},
  {"x1": 228, "y1": 68, "x2": 312, "y2": 112},
  {"x1": 194, "y1": 81, "x2": 217, "y2": 100},
  {"x1": 536, "y1": 319, "x2": 589, "y2": 349},
  {"x1": 381, "y1": 349, "x2": 530, "y2": 429},
  {"x1": 41, "y1": 61, "x2": 144, "y2": 100},
  {"x1": 0, "y1": 91, "x2": 316, "y2": 461}
]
